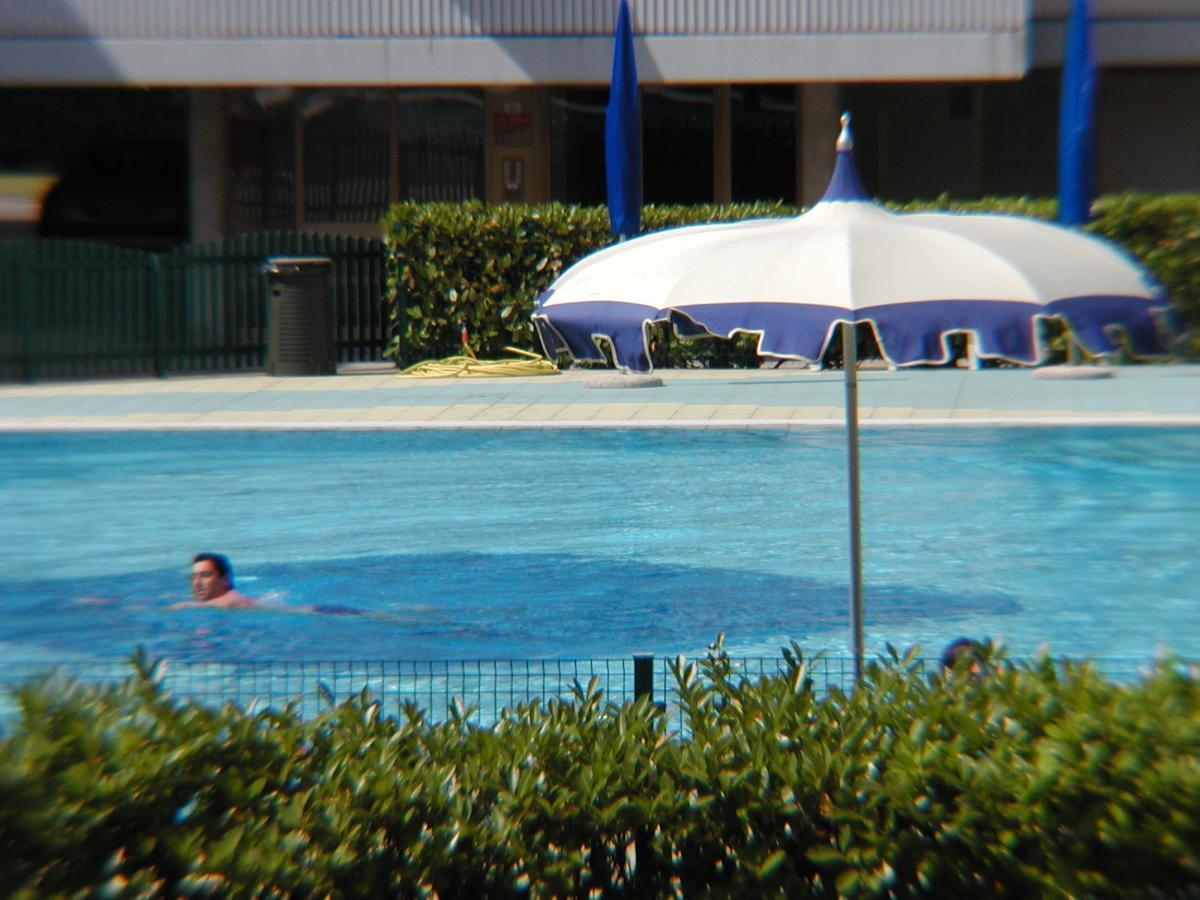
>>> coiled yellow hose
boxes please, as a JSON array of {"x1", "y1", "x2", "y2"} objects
[{"x1": 398, "y1": 346, "x2": 559, "y2": 378}]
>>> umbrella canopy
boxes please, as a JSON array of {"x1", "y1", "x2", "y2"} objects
[
  {"x1": 535, "y1": 114, "x2": 1166, "y2": 372},
  {"x1": 533, "y1": 113, "x2": 1170, "y2": 677}
]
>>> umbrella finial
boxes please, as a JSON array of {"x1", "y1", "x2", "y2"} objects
[
  {"x1": 837, "y1": 112, "x2": 854, "y2": 151},
  {"x1": 818, "y1": 112, "x2": 870, "y2": 204}
]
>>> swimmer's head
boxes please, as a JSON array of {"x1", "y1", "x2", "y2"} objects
[
  {"x1": 940, "y1": 637, "x2": 987, "y2": 676},
  {"x1": 191, "y1": 552, "x2": 233, "y2": 601}
]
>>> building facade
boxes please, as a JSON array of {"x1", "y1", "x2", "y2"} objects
[{"x1": 0, "y1": 0, "x2": 1197, "y2": 243}]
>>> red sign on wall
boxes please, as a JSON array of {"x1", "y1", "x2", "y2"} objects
[{"x1": 494, "y1": 112, "x2": 532, "y2": 146}]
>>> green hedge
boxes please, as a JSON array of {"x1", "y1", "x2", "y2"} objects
[
  {"x1": 3, "y1": 643, "x2": 1199, "y2": 896},
  {"x1": 382, "y1": 195, "x2": 1200, "y2": 366},
  {"x1": 383, "y1": 200, "x2": 793, "y2": 368}
]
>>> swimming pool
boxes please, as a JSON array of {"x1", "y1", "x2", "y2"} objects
[{"x1": 1, "y1": 427, "x2": 1197, "y2": 667}]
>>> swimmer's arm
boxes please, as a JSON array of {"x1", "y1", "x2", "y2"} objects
[{"x1": 169, "y1": 591, "x2": 255, "y2": 610}]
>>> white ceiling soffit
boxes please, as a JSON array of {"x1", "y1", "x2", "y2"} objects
[
  {"x1": 0, "y1": 0, "x2": 1032, "y2": 85},
  {"x1": 1032, "y1": 0, "x2": 1200, "y2": 67}
]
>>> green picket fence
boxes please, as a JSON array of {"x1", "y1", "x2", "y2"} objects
[{"x1": 0, "y1": 233, "x2": 389, "y2": 381}]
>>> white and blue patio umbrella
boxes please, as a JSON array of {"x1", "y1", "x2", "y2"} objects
[
  {"x1": 533, "y1": 113, "x2": 1168, "y2": 676},
  {"x1": 535, "y1": 114, "x2": 1164, "y2": 373}
]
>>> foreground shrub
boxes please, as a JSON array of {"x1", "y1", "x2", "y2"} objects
[
  {"x1": 382, "y1": 195, "x2": 1200, "y2": 366},
  {"x1": 2, "y1": 645, "x2": 1199, "y2": 896}
]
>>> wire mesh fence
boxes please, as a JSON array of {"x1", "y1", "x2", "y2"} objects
[{"x1": 2, "y1": 653, "x2": 1188, "y2": 737}]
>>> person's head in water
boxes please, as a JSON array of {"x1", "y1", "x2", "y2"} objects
[
  {"x1": 191, "y1": 552, "x2": 234, "y2": 601},
  {"x1": 940, "y1": 637, "x2": 987, "y2": 675}
]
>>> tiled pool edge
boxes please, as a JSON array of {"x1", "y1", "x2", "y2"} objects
[
  {"x1": 3, "y1": 414, "x2": 1200, "y2": 431},
  {"x1": 4, "y1": 366, "x2": 1198, "y2": 430}
]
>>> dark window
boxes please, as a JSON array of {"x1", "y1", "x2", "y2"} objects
[
  {"x1": 228, "y1": 88, "x2": 296, "y2": 231},
  {"x1": 395, "y1": 89, "x2": 484, "y2": 202},
  {"x1": 303, "y1": 89, "x2": 390, "y2": 223},
  {"x1": 981, "y1": 74, "x2": 1058, "y2": 197},
  {"x1": 643, "y1": 87, "x2": 712, "y2": 204},
  {"x1": 732, "y1": 85, "x2": 796, "y2": 203},
  {"x1": 0, "y1": 88, "x2": 185, "y2": 243},
  {"x1": 549, "y1": 89, "x2": 608, "y2": 205}
]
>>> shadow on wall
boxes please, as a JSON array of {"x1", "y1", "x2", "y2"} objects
[{"x1": 0, "y1": 1, "x2": 188, "y2": 248}]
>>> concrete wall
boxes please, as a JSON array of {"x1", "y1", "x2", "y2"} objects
[{"x1": 0, "y1": 0, "x2": 1029, "y2": 84}]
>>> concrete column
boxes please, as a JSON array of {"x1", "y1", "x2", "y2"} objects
[
  {"x1": 712, "y1": 84, "x2": 732, "y2": 205},
  {"x1": 188, "y1": 88, "x2": 228, "y2": 242},
  {"x1": 796, "y1": 84, "x2": 842, "y2": 208},
  {"x1": 484, "y1": 87, "x2": 551, "y2": 204}
]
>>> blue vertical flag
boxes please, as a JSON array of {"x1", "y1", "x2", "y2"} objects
[
  {"x1": 605, "y1": 0, "x2": 641, "y2": 237},
  {"x1": 1058, "y1": 0, "x2": 1096, "y2": 225}
]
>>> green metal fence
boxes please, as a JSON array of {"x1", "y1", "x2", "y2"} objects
[
  {"x1": 0, "y1": 233, "x2": 389, "y2": 381},
  {"x1": 0, "y1": 654, "x2": 1176, "y2": 736}
]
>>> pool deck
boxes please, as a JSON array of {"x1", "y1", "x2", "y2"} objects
[{"x1": 2, "y1": 363, "x2": 1199, "y2": 430}]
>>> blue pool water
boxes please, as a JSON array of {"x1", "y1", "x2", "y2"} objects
[{"x1": 1, "y1": 428, "x2": 1197, "y2": 665}]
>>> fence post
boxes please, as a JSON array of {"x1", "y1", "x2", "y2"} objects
[
  {"x1": 395, "y1": 269, "x2": 407, "y2": 367},
  {"x1": 18, "y1": 254, "x2": 35, "y2": 383},
  {"x1": 633, "y1": 654, "x2": 654, "y2": 704},
  {"x1": 148, "y1": 254, "x2": 165, "y2": 378}
]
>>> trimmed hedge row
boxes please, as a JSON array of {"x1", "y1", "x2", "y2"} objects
[
  {"x1": 2, "y1": 643, "x2": 1199, "y2": 896},
  {"x1": 382, "y1": 195, "x2": 1200, "y2": 366},
  {"x1": 382, "y1": 200, "x2": 792, "y2": 368}
]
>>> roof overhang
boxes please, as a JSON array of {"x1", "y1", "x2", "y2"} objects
[
  {"x1": 0, "y1": 32, "x2": 1031, "y2": 86},
  {"x1": 0, "y1": 0, "x2": 1033, "y2": 86}
]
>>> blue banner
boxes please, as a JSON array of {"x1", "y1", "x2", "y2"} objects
[
  {"x1": 1057, "y1": 0, "x2": 1096, "y2": 225},
  {"x1": 605, "y1": 0, "x2": 641, "y2": 237}
]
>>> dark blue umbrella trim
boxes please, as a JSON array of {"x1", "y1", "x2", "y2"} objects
[
  {"x1": 537, "y1": 295, "x2": 1166, "y2": 372},
  {"x1": 534, "y1": 300, "x2": 656, "y2": 371}
]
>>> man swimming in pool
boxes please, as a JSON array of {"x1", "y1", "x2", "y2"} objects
[
  {"x1": 170, "y1": 553, "x2": 255, "y2": 609},
  {"x1": 168, "y1": 553, "x2": 371, "y2": 616}
]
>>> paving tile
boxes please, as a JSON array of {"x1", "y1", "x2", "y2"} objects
[
  {"x1": 513, "y1": 404, "x2": 566, "y2": 420},
  {"x1": 951, "y1": 408, "x2": 996, "y2": 418},
  {"x1": 593, "y1": 403, "x2": 644, "y2": 420},
  {"x1": 751, "y1": 406, "x2": 793, "y2": 419},
  {"x1": 550, "y1": 404, "x2": 605, "y2": 420},
  {"x1": 709, "y1": 405, "x2": 759, "y2": 418},
  {"x1": 789, "y1": 405, "x2": 839, "y2": 419},
  {"x1": 431, "y1": 404, "x2": 493, "y2": 420},
  {"x1": 670, "y1": 404, "x2": 718, "y2": 419},
  {"x1": 630, "y1": 403, "x2": 683, "y2": 419},
  {"x1": 470, "y1": 403, "x2": 533, "y2": 420},
  {"x1": 3, "y1": 367, "x2": 1200, "y2": 430}
]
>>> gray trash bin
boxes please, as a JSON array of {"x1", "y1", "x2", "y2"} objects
[{"x1": 261, "y1": 256, "x2": 335, "y2": 376}]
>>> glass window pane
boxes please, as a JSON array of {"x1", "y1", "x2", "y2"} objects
[
  {"x1": 549, "y1": 88, "x2": 607, "y2": 205},
  {"x1": 228, "y1": 88, "x2": 295, "y2": 231},
  {"x1": 732, "y1": 85, "x2": 795, "y2": 203},
  {"x1": 643, "y1": 87, "x2": 712, "y2": 205},
  {"x1": 396, "y1": 89, "x2": 484, "y2": 202},
  {"x1": 0, "y1": 87, "x2": 185, "y2": 242},
  {"x1": 302, "y1": 89, "x2": 389, "y2": 223},
  {"x1": 981, "y1": 74, "x2": 1057, "y2": 197}
]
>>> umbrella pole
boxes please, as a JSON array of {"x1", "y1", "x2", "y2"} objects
[{"x1": 842, "y1": 321, "x2": 865, "y2": 680}]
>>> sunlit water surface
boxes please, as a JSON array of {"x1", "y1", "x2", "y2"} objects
[{"x1": 1, "y1": 428, "x2": 1197, "y2": 665}]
